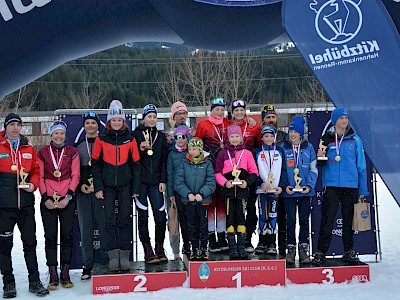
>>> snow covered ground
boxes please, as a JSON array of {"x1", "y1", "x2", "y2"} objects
[{"x1": 9, "y1": 175, "x2": 400, "y2": 299}]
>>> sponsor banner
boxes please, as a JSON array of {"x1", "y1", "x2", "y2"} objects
[
  {"x1": 194, "y1": 0, "x2": 281, "y2": 6},
  {"x1": 287, "y1": 265, "x2": 370, "y2": 284},
  {"x1": 92, "y1": 272, "x2": 187, "y2": 294},
  {"x1": 308, "y1": 111, "x2": 377, "y2": 256},
  {"x1": 189, "y1": 260, "x2": 286, "y2": 288},
  {"x1": 282, "y1": 0, "x2": 400, "y2": 206}
]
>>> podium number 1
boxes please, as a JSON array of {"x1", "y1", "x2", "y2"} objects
[
  {"x1": 232, "y1": 272, "x2": 242, "y2": 288},
  {"x1": 133, "y1": 275, "x2": 148, "y2": 292}
]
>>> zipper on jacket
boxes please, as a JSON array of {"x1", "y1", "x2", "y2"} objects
[{"x1": 115, "y1": 131, "x2": 118, "y2": 186}]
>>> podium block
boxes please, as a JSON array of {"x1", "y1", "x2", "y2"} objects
[{"x1": 189, "y1": 259, "x2": 286, "y2": 288}]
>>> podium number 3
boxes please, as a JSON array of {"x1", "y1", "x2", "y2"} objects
[
  {"x1": 133, "y1": 275, "x2": 148, "y2": 292},
  {"x1": 232, "y1": 272, "x2": 242, "y2": 288},
  {"x1": 322, "y1": 269, "x2": 334, "y2": 284}
]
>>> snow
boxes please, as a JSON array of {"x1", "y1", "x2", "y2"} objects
[{"x1": 10, "y1": 175, "x2": 400, "y2": 299}]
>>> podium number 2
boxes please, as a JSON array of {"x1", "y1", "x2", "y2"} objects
[
  {"x1": 232, "y1": 272, "x2": 242, "y2": 288},
  {"x1": 133, "y1": 275, "x2": 148, "y2": 292},
  {"x1": 322, "y1": 269, "x2": 334, "y2": 284}
]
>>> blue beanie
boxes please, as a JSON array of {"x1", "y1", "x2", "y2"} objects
[
  {"x1": 331, "y1": 107, "x2": 349, "y2": 125},
  {"x1": 288, "y1": 116, "x2": 305, "y2": 136},
  {"x1": 261, "y1": 125, "x2": 276, "y2": 137}
]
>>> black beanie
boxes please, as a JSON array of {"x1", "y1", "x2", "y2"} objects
[
  {"x1": 4, "y1": 113, "x2": 22, "y2": 128},
  {"x1": 83, "y1": 112, "x2": 101, "y2": 127}
]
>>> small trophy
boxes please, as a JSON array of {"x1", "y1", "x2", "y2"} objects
[
  {"x1": 292, "y1": 168, "x2": 304, "y2": 192},
  {"x1": 143, "y1": 129, "x2": 153, "y2": 156},
  {"x1": 87, "y1": 177, "x2": 95, "y2": 193},
  {"x1": 52, "y1": 191, "x2": 61, "y2": 208},
  {"x1": 18, "y1": 167, "x2": 30, "y2": 189},
  {"x1": 266, "y1": 172, "x2": 276, "y2": 193},
  {"x1": 231, "y1": 164, "x2": 243, "y2": 185},
  {"x1": 317, "y1": 139, "x2": 328, "y2": 161}
]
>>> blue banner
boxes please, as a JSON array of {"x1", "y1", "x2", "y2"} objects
[
  {"x1": 194, "y1": 0, "x2": 281, "y2": 6},
  {"x1": 283, "y1": 0, "x2": 400, "y2": 207},
  {"x1": 308, "y1": 111, "x2": 377, "y2": 256}
]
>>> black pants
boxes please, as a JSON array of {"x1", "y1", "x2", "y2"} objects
[
  {"x1": 185, "y1": 204, "x2": 208, "y2": 248},
  {"x1": 277, "y1": 194, "x2": 287, "y2": 253},
  {"x1": 76, "y1": 191, "x2": 105, "y2": 269},
  {"x1": 245, "y1": 188, "x2": 258, "y2": 238},
  {"x1": 317, "y1": 187, "x2": 358, "y2": 253},
  {"x1": 103, "y1": 184, "x2": 132, "y2": 251},
  {"x1": 41, "y1": 201, "x2": 76, "y2": 266},
  {"x1": 0, "y1": 206, "x2": 40, "y2": 284},
  {"x1": 226, "y1": 197, "x2": 246, "y2": 231}
]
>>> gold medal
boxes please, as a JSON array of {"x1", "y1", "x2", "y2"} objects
[
  {"x1": 147, "y1": 149, "x2": 153, "y2": 156},
  {"x1": 11, "y1": 164, "x2": 18, "y2": 171},
  {"x1": 294, "y1": 167, "x2": 299, "y2": 173},
  {"x1": 54, "y1": 170, "x2": 62, "y2": 177},
  {"x1": 335, "y1": 155, "x2": 341, "y2": 162},
  {"x1": 220, "y1": 143, "x2": 224, "y2": 149},
  {"x1": 88, "y1": 160, "x2": 92, "y2": 166}
]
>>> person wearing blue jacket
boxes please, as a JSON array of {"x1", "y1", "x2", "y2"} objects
[
  {"x1": 282, "y1": 116, "x2": 317, "y2": 264},
  {"x1": 175, "y1": 138, "x2": 216, "y2": 261},
  {"x1": 313, "y1": 108, "x2": 369, "y2": 265}
]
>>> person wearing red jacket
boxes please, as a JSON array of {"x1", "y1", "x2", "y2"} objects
[
  {"x1": 0, "y1": 113, "x2": 49, "y2": 298},
  {"x1": 38, "y1": 120, "x2": 80, "y2": 290},
  {"x1": 91, "y1": 100, "x2": 141, "y2": 271}
]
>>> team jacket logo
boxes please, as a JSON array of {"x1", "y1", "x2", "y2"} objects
[{"x1": 310, "y1": 0, "x2": 363, "y2": 45}]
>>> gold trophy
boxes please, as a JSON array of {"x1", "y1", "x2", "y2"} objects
[
  {"x1": 266, "y1": 172, "x2": 276, "y2": 193},
  {"x1": 87, "y1": 177, "x2": 95, "y2": 193},
  {"x1": 292, "y1": 168, "x2": 304, "y2": 192},
  {"x1": 317, "y1": 139, "x2": 328, "y2": 161},
  {"x1": 231, "y1": 164, "x2": 243, "y2": 185},
  {"x1": 143, "y1": 129, "x2": 153, "y2": 156},
  {"x1": 52, "y1": 191, "x2": 61, "y2": 208},
  {"x1": 18, "y1": 167, "x2": 30, "y2": 189}
]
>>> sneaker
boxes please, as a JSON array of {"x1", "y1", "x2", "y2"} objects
[
  {"x1": 3, "y1": 283, "x2": 16, "y2": 299},
  {"x1": 29, "y1": 281, "x2": 49, "y2": 297},
  {"x1": 143, "y1": 243, "x2": 160, "y2": 264},
  {"x1": 60, "y1": 265, "x2": 73, "y2": 288},
  {"x1": 298, "y1": 243, "x2": 311, "y2": 264},
  {"x1": 266, "y1": 245, "x2": 278, "y2": 255},
  {"x1": 81, "y1": 268, "x2": 92, "y2": 281},
  {"x1": 47, "y1": 266, "x2": 59, "y2": 290},
  {"x1": 286, "y1": 244, "x2": 296, "y2": 264},
  {"x1": 342, "y1": 250, "x2": 360, "y2": 264},
  {"x1": 312, "y1": 251, "x2": 326, "y2": 265},
  {"x1": 155, "y1": 243, "x2": 168, "y2": 262},
  {"x1": 244, "y1": 241, "x2": 255, "y2": 253}
]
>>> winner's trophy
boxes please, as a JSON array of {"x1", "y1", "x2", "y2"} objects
[
  {"x1": 292, "y1": 168, "x2": 304, "y2": 192},
  {"x1": 52, "y1": 191, "x2": 61, "y2": 208},
  {"x1": 231, "y1": 165, "x2": 243, "y2": 185},
  {"x1": 18, "y1": 167, "x2": 30, "y2": 189},
  {"x1": 266, "y1": 172, "x2": 276, "y2": 193},
  {"x1": 317, "y1": 139, "x2": 328, "y2": 161},
  {"x1": 143, "y1": 129, "x2": 153, "y2": 156},
  {"x1": 87, "y1": 177, "x2": 95, "y2": 193}
]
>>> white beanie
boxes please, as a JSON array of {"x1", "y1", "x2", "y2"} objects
[{"x1": 107, "y1": 100, "x2": 125, "y2": 122}]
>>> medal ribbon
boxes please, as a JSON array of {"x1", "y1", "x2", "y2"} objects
[
  {"x1": 142, "y1": 130, "x2": 159, "y2": 148},
  {"x1": 292, "y1": 144, "x2": 301, "y2": 169},
  {"x1": 212, "y1": 124, "x2": 224, "y2": 145},
  {"x1": 7, "y1": 139, "x2": 20, "y2": 169},
  {"x1": 335, "y1": 133, "x2": 345, "y2": 158},
  {"x1": 227, "y1": 149, "x2": 245, "y2": 170},
  {"x1": 262, "y1": 143, "x2": 277, "y2": 172},
  {"x1": 85, "y1": 136, "x2": 93, "y2": 164},
  {"x1": 49, "y1": 145, "x2": 65, "y2": 172}
]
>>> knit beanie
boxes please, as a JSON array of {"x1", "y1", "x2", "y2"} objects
[
  {"x1": 107, "y1": 100, "x2": 125, "y2": 122},
  {"x1": 227, "y1": 125, "x2": 243, "y2": 138},
  {"x1": 188, "y1": 137, "x2": 204, "y2": 152},
  {"x1": 261, "y1": 104, "x2": 276, "y2": 120},
  {"x1": 210, "y1": 97, "x2": 226, "y2": 111},
  {"x1": 288, "y1": 116, "x2": 305, "y2": 136},
  {"x1": 171, "y1": 101, "x2": 188, "y2": 117},
  {"x1": 142, "y1": 104, "x2": 157, "y2": 119},
  {"x1": 231, "y1": 99, "x2": 246, "y2": 112},
  {"x1": 261, "y1": 125, "x2": 277, "y2": 137},
  {"x1": 174, "y1": 125, "x2": 189, "y2": 137},
  {"x1": 83, "y1": 111, "x2": 101, "y2": 127},
  {"x1": 331, "y1": 107, "x2": 349, "y2": 125},
  {"x1": 50, "y1": 121, "x2": 67, "y2": 136},
  {"x1": 4, "y1": 113, "x2": 22, "y2": 128}
]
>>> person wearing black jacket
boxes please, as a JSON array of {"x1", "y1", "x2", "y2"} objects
[
  {"x1": 132, "y1": 104, "x2": 168, "y2": 264},
  {"x1": 91, "y1": 100, "x2": 141, "y2": 272}
]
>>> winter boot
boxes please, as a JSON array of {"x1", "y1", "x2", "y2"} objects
[
  {"x1": 342, "y1": 250, "x2": 360, "y2": 264},
  {"x1": 29, "y1": 281, "x2": 49, "y2": 297},
  {"x1": 81, "y1": 268, "x2": 92, "y2": 281},
  {"x1": 60, "y1": 265, "x2": 73, "y2": 288},
  {"x1": 119, "y1": 250, "x2": 131, "y2": 271},
  {"x1": 208, "y1": 232, "x2": 220, "y2": 253},
  {"x1": 265, "y1": 233, "x2": 277, "y2": 255},
  {"x1": 298, "y1": 243, "x2": 312, "y2": 264},
  {"x1": 255, "y1": 234, "x2": 267, "y2": 254},
  {"x1": 190, "y1": 246, "x2": 200, "y2": 261},
  {"x1": 107, "y1": 249, "x2": 120, "y2": 271},
  {"x1": 200, "y1": 243, "x2": 209, "y2": 261},
  {"x1": 312, "y1": 251, "x2": 326, "y2": 265},
  {"x1": 237, "y1": 233, "x2": 249, "y2": 260},
  {"x1": 47, "y1": 266, "x2": 59, "y2": 290},
  {"x1": 217, "y1": 232, "x2": 229, "y2": 251},
  {"x1": 244, "y1": 233, "x2": 255, "y2": 253},
  {"x1": 286, "y1": 244, "x2": 296, "y2": 264},
  {"x1": 143, "y1": 243, "x2": 160, "y2": 264},
  {"x1": 227, "y1": 233, "x2": 239, "y2": 260},
  {"x1": 182, "y1": 243, "x2": 191, "y2": 256},
  {"x1": 155, "y1": 243, "x2": 168, "y2": 262},
  {"x1": 3, "y1": 282, "x2": 16, "y2": 299}
]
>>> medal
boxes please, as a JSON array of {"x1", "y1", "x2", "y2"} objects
[
  {"x1": 49, "y1": 145, "x2": 65, "y2": 179},
  {"x1": 335, "y1": 155, "x2": 341, "y2": 162},
  {"x1": 220, "y1": 143, "x2": 224, "y2": 149},
  {"x1": 8, "y1": 139, "x2": 20, "y2": 173},
  {"x1": 85, "y1": 136, "x2": 94, "y2": 167},
  {"x1": 11, "y1": 164, "x2": 18, "y2": 171},
  {"x1": 88, "y1": 160, "x2": 92, "y2": 166},
  {"x1": 294, "y1": 167, "x2": 299, "y2": 173},
  {"x1": 335, "y1": 133, "x2": 345, "y2": 163},
  {"x1": 213, "y1": 123, "x2": 225, "y2": 150},
  {"x1": 147, "y1": 149, "x2": 153, "y2": 156},
  {"x1": 54, "y1": 170, "x2": 62, "y2": 177}
]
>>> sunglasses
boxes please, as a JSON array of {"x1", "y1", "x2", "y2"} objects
[
  {"x1": 52, "y1": 120, "x2": 67, "y2": 128},
  {"x1": 211, "y1": 98, "x2": 225, "y2": 105},
  {"x1": 174, "y1": 134, "x2": 187, "y2": 140},
  {"x1": 109, "y1": 108, "x2": 123, "y2": 115},
  {"x1": 84, "y1": 111, "x2": 97, "y2": 118},
  {"x1": 232, "y1": 100, "x2": 245, "y2": 108},
  {"x1": 175, "y1": 111, "x2": 188, "y2": 117}
]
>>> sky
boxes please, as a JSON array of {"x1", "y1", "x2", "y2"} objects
[{"x1": 8, "y1": 175, "x2": 400, "y2": 299}]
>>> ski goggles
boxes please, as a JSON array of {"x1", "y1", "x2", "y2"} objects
[
  {"x1": 52, "y1": 120, "x2": 67, "y2": 128},
  {"x1": 84, "y1": 111, "x2": 97, "y2": 118},
  {"x1": 232, "y1": 100, "x2": 246, "y2": 108},
  {"x1": 211, "y1": 98, "x2": 225, "y2": 106},
  {"x1": 174, "y1": 134, "x2": 187, "y2": 140}
]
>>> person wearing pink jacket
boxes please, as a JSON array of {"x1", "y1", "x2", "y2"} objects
[
  {"x1": 38, "y1": 121, "x2": 80, "y2": 290},
  {"x1": 214, "y1": 125, "x2": 258, "y2": 260}
]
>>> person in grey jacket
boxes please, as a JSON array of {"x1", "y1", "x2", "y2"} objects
[{"x1": 175, "y1": 137, "x2": 216, "y2": 261}]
